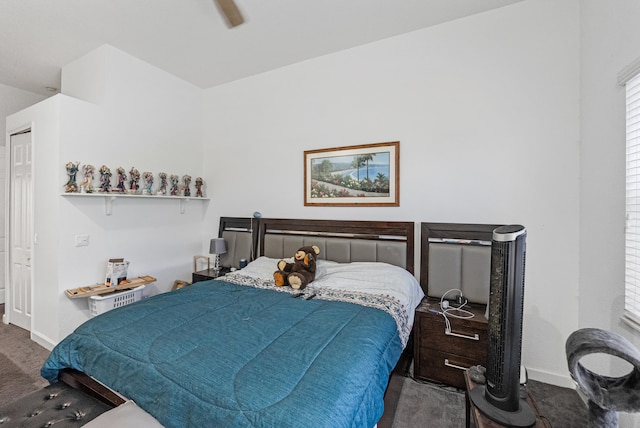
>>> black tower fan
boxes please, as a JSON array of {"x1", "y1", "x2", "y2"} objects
[{"x1": 469, "y1": 225, "x2": 535, "y2": 427}]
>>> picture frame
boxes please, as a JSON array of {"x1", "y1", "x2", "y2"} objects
[{"x1": 304, "y1": 141, "x2": 399, "y2": 207}]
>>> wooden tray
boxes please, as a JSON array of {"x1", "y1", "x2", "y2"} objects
[{"x1": 65, "y1": 275, "x2": 157, "y2": 299}]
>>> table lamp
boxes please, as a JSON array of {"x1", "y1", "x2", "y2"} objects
[{"x1": 209, "y1": 238, "x2": 227, "y2": 273}]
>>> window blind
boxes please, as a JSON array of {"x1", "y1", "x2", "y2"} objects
[{"x1": 625, "y1": 73, "x2": 640, "y2": 329}]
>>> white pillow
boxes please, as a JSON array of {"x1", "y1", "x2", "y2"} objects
[
  {"x1": 311, "y1": 262, "x2": 425, "y2": 327},
  {"x1": 234, "y1": 256, "x2": 336, "y2": 281},
  {"x1": 235, "y1": 256, "x2": 282, "y2": 281}
]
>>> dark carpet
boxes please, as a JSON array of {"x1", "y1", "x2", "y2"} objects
[
  {"x1": 0, "y1": 354, "x2": 44, "y2": 406},
  {"x1": 392, "y1": 377, "x2": 465, "y2": 427},
  {"x1": 391, "y1": 375, "x2": 588, "y2": 428},
  {"x1": 0, "y1": 305, "x2": 50, "y2": 407}
]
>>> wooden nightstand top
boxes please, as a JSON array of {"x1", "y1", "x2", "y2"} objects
[
  {"x1": 192, "y1": 268, "x2": 231, "y2": 283},
  {"x1": 416, "y1": 297, "x2": 488, "y2": 323}
]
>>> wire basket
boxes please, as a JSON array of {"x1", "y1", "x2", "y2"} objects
[{"x1": 89, "y1": 285, "x2": 145, "y2": 317}]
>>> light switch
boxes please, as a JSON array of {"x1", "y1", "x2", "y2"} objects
[{"x1": 75, "y1": 234, "x2": 89, "y2": 247}]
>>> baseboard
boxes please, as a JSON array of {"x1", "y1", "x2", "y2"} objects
[
  {"x1": 527, "y1": 367, "x2": 575, "y2": 389},
  {"x1": 31, "y1": 330, "x2": 56, "y2": 351}
]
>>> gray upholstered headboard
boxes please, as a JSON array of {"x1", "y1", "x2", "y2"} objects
[
  {"x1": 218, "y1": 217, "x2": 258, "y2": 269},
  {"x1": 420, "y1": 222, "x2": 502, "y2": 304},
  {"x1": 258, "y1": 218, "x2": 414, "y2": 274}
]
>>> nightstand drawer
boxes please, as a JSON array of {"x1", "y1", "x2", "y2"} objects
[
  {"x1": 419, "y1": 315, "x2": 487, "y2": 361},
  {"x1": 414, "y1": 348, "x2": 481, "y2": 389}
]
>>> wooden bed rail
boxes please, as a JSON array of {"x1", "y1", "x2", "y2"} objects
[{"x1": 60, "y1": 368, "x2": 126, "y2": 407}]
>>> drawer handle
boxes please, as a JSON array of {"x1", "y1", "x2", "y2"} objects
[
  {"x1": 444, "y1": 359, "x2": 469, "y2": 371},
  {"x1": 444, "y1": 329, "x2": 479, "y2": 341}
]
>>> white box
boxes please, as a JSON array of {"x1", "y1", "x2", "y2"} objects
[{"x1": 105, "y1": 260, "x2": 130, "y2": 285}]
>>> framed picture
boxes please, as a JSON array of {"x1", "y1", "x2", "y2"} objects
[{"x1": 304, "y1": 141, "x2": 399, "y2": 207}]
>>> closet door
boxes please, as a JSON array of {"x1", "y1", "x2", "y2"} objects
[
  {"x1": 8, "y1": 131, "x2": 32, "y2": 330},
  {"x1": 0, "y1": 146, "x2": 5, "y2": 305}
]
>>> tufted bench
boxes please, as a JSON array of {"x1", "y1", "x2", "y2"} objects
[
  {"x1": 0, "y1": 381, "x2": 113, "y2": 427},
  {"x1": 0, "y1": 368, "x2": 165, "y2": 428}
]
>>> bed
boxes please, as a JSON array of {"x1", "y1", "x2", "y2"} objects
[{"x1": 41, "y1": 218, "x2": 424, "y2": 428}]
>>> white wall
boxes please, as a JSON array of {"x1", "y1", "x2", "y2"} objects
[
  {"x1": 579, "y1": 4, "x2": 640, "y2": 424},
  {"x1": 203, "y1": 0, "x2": 581, "y2": 386},
  {"x1": 6, "y1": 45, "x2": 205, "y2": 348},
  {"x1": 1, "y1": 84, "x2": 46, "y2": 304},
  {"x1": 0, "y1": 84, "x2": 47, "y2": 143}
]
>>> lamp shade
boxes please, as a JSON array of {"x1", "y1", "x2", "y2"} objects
[{"x1": 209, "y1": 238, "x2": 227, "y2": 255}]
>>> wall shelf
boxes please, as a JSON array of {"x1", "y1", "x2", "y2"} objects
[{"x1": 61, "y1": 192, "x2": 209, "y2": 215}]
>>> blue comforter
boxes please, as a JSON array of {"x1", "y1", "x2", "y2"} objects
[{"x1": 42, "y1": 280, "x2": 403, "y2": 427}]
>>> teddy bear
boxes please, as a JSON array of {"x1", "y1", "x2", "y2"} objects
[{"x1": 273, "y1": 245, "x2": 321, "y2": 290}]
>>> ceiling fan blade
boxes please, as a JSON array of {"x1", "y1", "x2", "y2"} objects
[{"x1": 214, "y1": 0, "x2": 244, "y2": 28}]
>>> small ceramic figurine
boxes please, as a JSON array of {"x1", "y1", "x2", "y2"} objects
[
  {"x1": 81, "y1": 164, "x2": 95, "y2": 193},
  {"x1": 64, "y1": 161, "x2": 80, "y2": 193},
  {"x1": 158, "y1": 172, "x2": 168, "y2": 195},
  {"x1": 143, "y1": 172, "x2": 153, "y2": 195},
  {"x1": 116, "y1": 167, "x2": 127, "y2": 193},
  {"x1": 183, "y1": 175, "x2": 191, "y2": 197},
  {"x1": 195, "y1": 177, "x2": 204, "y2": 197},
  {"x1": 129, "y1": 167, "x2": 140, "y2": 194},
  {"x1": 99, "y1": 165, "x2": 112, "y2": 193},
  {"x1": 170, "y1": 174, "x2": 180, "y2": 196}
]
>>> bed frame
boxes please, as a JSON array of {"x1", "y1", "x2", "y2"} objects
[
  {"x1": 258, "y1": 218, "x2": 414, "y2": 273},
  {"x1": 420, "y1": 222, "x2": 502, "y2": 304},
  {"x1": 218, "y1": 216, "x2": 259, "y2": 268},
  {"x1": 59, "y1": 217, "x2": 417, "y2": 427}
]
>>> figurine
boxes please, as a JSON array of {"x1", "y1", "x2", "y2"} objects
[
  {"x1": 183, "y1": 175, "x2": 191, "y2": 197},
  {"x1": 129, "y1": 167, "x2": 140, "y2": 194},
  {"x1": 81, "y1": 164, "x2": 95, "y2": 193},
  {"x1": 170, "y1": 174, "x2": 180, "y2": 196},
  {"x1": 64, "y1": 161, "x2": 80, "y2": 193},
  {"x1": 99, "y1": 165, "x2": 112, "y2": 193},
  {"x1": 116, "y1": 167, "x2": 127, "y2": 193},
  {"x1": 157, "y1": 172, "x2": 168, "y2": 195},
  {"x1": 143, "y1": 172, "x2": 153, "y2": 195},
  {"x1": 195, "y1": 177, "x2": 204, "y2": 197}
]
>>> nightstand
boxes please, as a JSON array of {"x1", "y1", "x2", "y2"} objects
[
  {"x1": 192, "y1": 268, "x2": 231, "y2": 284},
  {"x1": 413, "y1": 298, "x2": 488, "y2": 389}
]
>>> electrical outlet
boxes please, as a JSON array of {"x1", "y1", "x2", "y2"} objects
[{"x1": 75, "y1": 234, "x2": 89, "y2": 247}]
